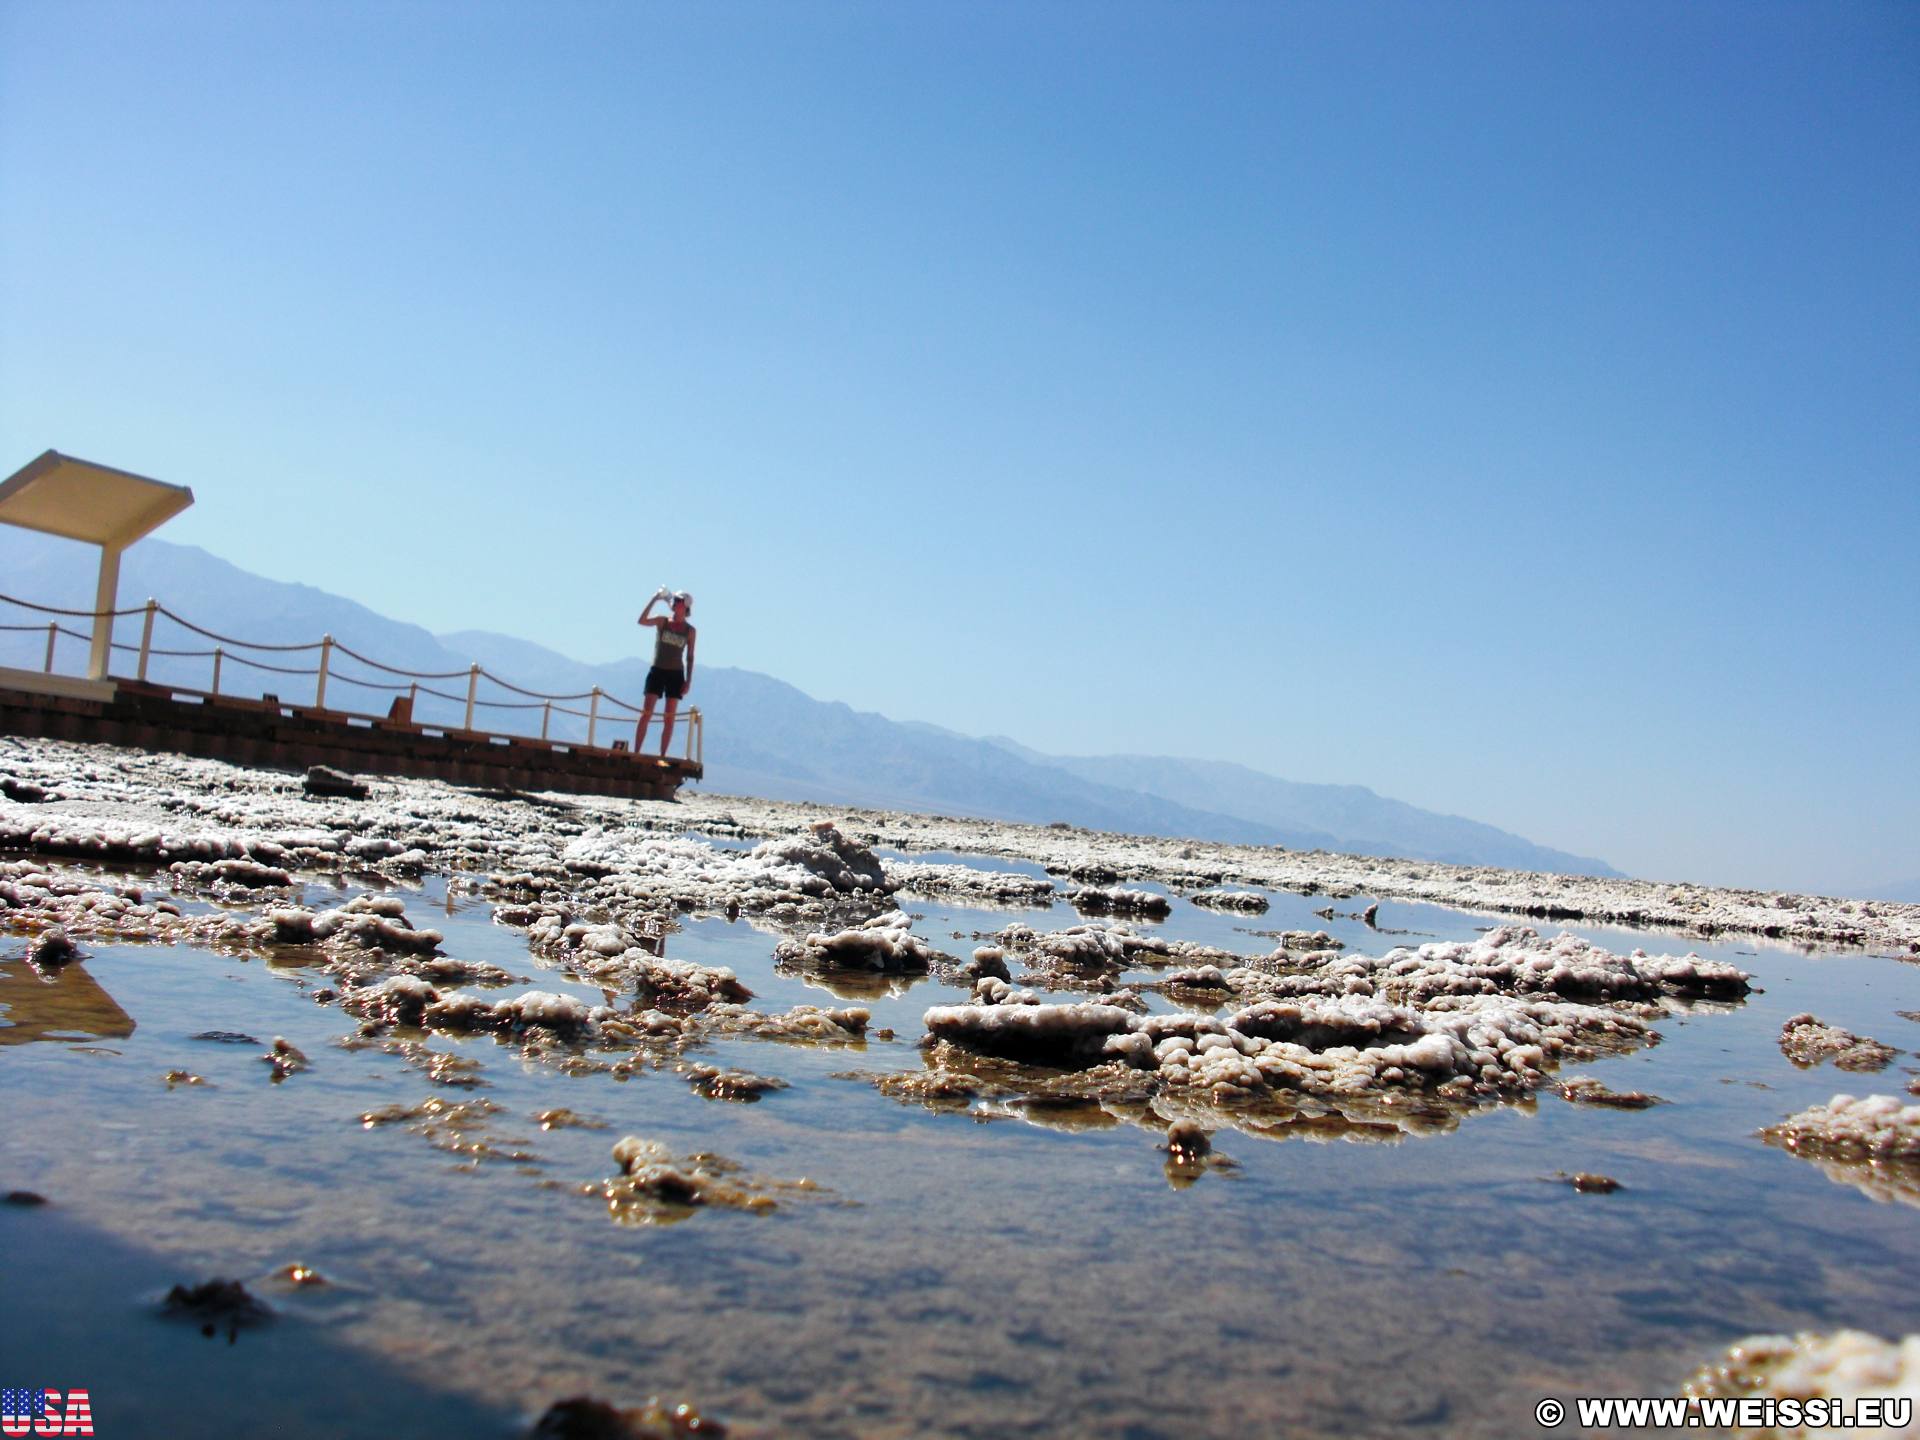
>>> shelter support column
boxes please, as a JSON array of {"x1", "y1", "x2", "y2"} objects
[{"x1": 88, "y1": 544, "x2": 122, "y2": 680}]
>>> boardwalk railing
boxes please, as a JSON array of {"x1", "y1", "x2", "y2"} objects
[{"x1": 0, "y1": 592, "x2": 703, "y2": 769}]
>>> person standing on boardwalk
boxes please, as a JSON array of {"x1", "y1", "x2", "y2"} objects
[{"x1": 635, "y1": 589, "x2": 696, "y2": 757}]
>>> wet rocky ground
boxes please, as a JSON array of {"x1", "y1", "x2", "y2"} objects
[{"x1": 3, "y1": 736, "x2": 1919, "y2": 1438}]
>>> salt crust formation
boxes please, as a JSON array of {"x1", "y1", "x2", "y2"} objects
[
  {"x1": 1779, "y1": 1014, "x2": 1901, "y2": 1072},
  {"x1": 1558, "y1": 1076, "x2": 1664, "y2": 1109},
  {"x1": 1687, "y1": 1331, "x2": 1920, "y2": 1436},
  {"x1": 772, "y1": 911, "x2": 942, "y2": 973},
  {"x1": 1189, "y1": 889, "x2": 1270, "y2": 914},
  {"x1": 4, "y1": 736, "x2": 1914, "y2": 952},
  {"x1": 1068, "y1": 885, "x2": 1172, "y2": 919},
  {"x1": 1762, "y1": 1095, "x2": 1920, "y2": 1161},
  {"x1": 881, "y1": 861, "x2": 1055, "y2": 907},
  {"x1": 0, "y1": 736, "x2": 1900, "y2": 1162},
  {"x1": 595, "y1": 1137, "x2": 812, "y2": 1223},
  {"x1": 911, "y1": 926, "x2": 1747, "y2": 1139}
]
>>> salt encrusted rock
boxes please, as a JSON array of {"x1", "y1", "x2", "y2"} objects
[
  {"x1": 26, "y1": 925, "x2": 77, "y2": 967},
  {"x1": 884, "y1": 861, "x2": 1056, "y2": 906},
  {"x1": 1190, "y1": 889, "x2": 1269, "y2": 914},
  {"x1": 922, "y1": 1002, "x2": 1145, "y2": 1063},
  {"x1": 697, "y1": 1003, "x2": 870, "y2": 1044},
  {"x1": 261, "y1": 1037, "x2": 308, "y2": 1080},
  {"x1": 746, "y1": 821, "x2": 894, "y2": 896},
  {"x1": 996, "y1": 921, "x2": 1174, "y2": 975},
  {"x1": 1272, "y1": 930, "x2": 1341, "y2": 951},
  {"x1": 267, "y1": 896, "x2": 444, "y2": 955},
  {"x1": 396, "y1": 954, "x2": 517, "y2": 986},
  {"x1": 170, "y1": 856, "x2": 295, "y2": 890},
  {"x1": 601, "y1": 1137, "x2": 792, "y2": 1218},
  {"x1": 1762, "y1": 1094, "x2": 1920, "y2": 1161},
  {"x1": 1559, "y1": 1076, "x2": 1665, "y2": 1109},
  {"x1": 773, "y1": 911, "x2": 939, "y2": 973},
  {"x1": 302, "y1": 765, "x2": 369, "y2": 800},
  {"x1": 344, "y1": 973, "x2": 442, "y2": 1026},
  {"x1": 680, "y1": 1062, "x2": 788, "y2": 1102},
  {"x1": 1779, "y1": 1013, "x2": 1900, "y2": 1072},
  {"x1": 624, "y1": 955, "x2": 752, "y2": 1009},
  {"x1": 926, "y1": 978, "x2": 1652, "y2": 1103},
  {"x1": 421, "y1": 989, "x2": 614, "y2": 1041},
  {"x1": 1686, "y1": 1330, "x2": 1920, "y2": 1428},
  {"x1": 1069, "y1": 886, "x2": 1172, "y2": 919},
  {"x1": 964, "y1": 946, "x2": 1010, "y2": 982},
  {"x1": 1, "y1": 776, "x2": 49, "y2": 803}
]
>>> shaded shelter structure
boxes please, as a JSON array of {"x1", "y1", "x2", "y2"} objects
[{"x1": 0, "y1": 450, "x2": 195, "y2": 683}]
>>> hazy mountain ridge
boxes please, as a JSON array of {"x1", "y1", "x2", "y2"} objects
[
  {"x1": 986, "y1": 741, "x2": 1616, "y2": 876},
  {"x1": 0, "y1": 530, "x2": 1616, "y2": 875}
]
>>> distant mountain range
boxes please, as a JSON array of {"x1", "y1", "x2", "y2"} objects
[{"x1": 0, "y1": 529, "x2": 1619, "y2": 876}]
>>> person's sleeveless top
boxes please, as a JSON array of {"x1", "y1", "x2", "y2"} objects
[{"x1": 653, "y1": 622, "x2": 690, "y2": 672}]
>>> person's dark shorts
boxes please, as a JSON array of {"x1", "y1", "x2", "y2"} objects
[{"x1": 644, "y1": 666, "x2": 686, "y2": 700}]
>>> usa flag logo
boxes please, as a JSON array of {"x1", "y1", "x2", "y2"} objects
[{"x1": 0, "y1": 1388, "x2": 93, "y2": 1436}]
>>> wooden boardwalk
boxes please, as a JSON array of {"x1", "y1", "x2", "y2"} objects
[
  {"x1": 0, "y1": 673, "x2": 701, "y2": 801},
  {"x1": 0, "y1": 590, "x2": 704, "y2": 802}
]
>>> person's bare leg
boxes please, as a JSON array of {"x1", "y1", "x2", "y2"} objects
[
  {"x1": 659, "y1": 698, "x2": 680, "y2": 757},
  {"x1": 635, "y1": 697, "x2": 657, "y2": 753}
]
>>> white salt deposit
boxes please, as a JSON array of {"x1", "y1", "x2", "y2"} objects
[
  {"x1": 1069, "y1": 885, "x2": 1171, "y2": 919},
  {"x1": 1190, "y1": 890, "x2": 1269, "y2": 914},
  {"x1": 422, "y1": 988, "x2": 613, "y2": 1040},
  {"x1": 884, "y1": 861, "x2": 1056, "y2": 906},
  {"x1": 1779, "y1": 1014, "x2": 1901, "y2": 1072},
  {"x1": 1763, "y1": 1095, "x2": 1920, "y2": 1161},
  {"x1": 5, "y1": 736, "x2": 1915, "y2": 956},
  {"x1": 923, "y1": 1001, "x2": 1142, "y2": 1063},
  {"x1": 1688, "y1": 1330, "x2": 1920, "y2": 1436},
  {"x1": 774, "y1": 911, "x2": 939, "y2": 973},
  {"x1": 923, "y1": 929, "x2": 1709, "y2": 1107},
  {"x1": 996, "y1": 921, "x2": 1174, "y2": 975}
]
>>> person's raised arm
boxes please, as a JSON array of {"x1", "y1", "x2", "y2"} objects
[{"x1": 637, "y1": 590, "x2": 668, "y2": 628}]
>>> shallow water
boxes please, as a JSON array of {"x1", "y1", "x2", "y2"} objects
[{"x1": 4, "y1": 865, "x2": 1919, "y2": 1439}]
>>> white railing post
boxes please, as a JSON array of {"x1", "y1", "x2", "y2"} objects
[
  {"x1": 211, "y1": 647, "x2": 223, "y2": 696},
  {"x1": 315, "y1": 634, "x2": 333, "y2": 710},
  {"x1": 541, "y1": 701, "x2": 551, "y2": 740},
  {"x1": 136, "y1": 599, "x2": 157, "y2": 681},
  {"x1": 43, "y1": 623, "x2": 57, "y2": 673},
  {"x1": 464, "y1": 665, "x2": 479, "y2": 730},
  {"x1": 587, "y1": 687, "x2": 601, "y2": 748}
]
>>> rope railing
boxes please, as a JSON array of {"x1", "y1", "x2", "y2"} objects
[
  {"x1": 0, "y1": 590, "x2": 702, "y2": 769},
  {"x1": 0, "y1": 594, "x2": 152, "y2": 620},
  {"x1": 330, "y1": 640, "x2": 472, "y2": 681}
]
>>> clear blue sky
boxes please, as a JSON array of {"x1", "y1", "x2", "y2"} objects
[{"x1": 3, "y1": 1, "x2": 1916, "y2": 894}]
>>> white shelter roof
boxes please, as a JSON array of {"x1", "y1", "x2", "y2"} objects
[{"x1": 0, "y1": 450, "x2": 194, "y2": 549}]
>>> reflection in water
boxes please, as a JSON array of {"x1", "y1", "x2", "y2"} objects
[
  {"x1": 0, "y1": 959, "x2": 136, "y2": 1045},
  {"x1": 790, "y1": 965, "x2": 927, "y2": 1002},
  {"x1": 3, "y1": 869, "x2": 1920, "y2": 1439}
]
